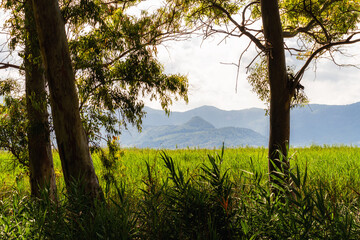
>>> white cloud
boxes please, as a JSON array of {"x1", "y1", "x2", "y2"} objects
[
  {"x1": 146, "y1": 35, "x2": 265, "y2": 111},
  {"x1": 300, "y1": 44, "x2": 360, "y2": 105},
  {"x1": 146, "y1": 32, "x2": 360, "y2": 111}
]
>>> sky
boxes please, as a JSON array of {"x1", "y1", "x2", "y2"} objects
[
  {"x1": 134, "y1": 1, "x2": 360, "y2": 112},
  {"x1": 145, "y1": 34, "x2": 360, "y2": 112},
  {"x1": 1, "y1": 2, "x2": 360, "y2": 112}
]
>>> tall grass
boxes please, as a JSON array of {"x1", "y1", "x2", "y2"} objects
[{"x1": 1, "y1": 146, "x2": 360, "y2": 239}]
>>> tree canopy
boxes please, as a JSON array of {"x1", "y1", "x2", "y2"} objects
[
  {"x1": 0, "y1": 0, "x2": 191, "y2": 198},
  {"x1": 0, "y1": 0, "x2": 190, "y2": 148},
  {"x1": 64, "y1": 1, "x2": 189, "y2": 143}
]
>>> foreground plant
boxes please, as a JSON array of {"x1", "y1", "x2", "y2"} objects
[{"x1": 2, "y1": 149, "x2": 360, "y2": 239}]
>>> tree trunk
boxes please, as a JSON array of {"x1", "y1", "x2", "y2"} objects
[
  {"x1": 31, "y1": 0, "x2": 102, "y2": 199},
  {"x1": 260, "y1": 0, "x2": 291, "y2": 180},
  {"x1": 24, "y1": 0, "x2": 57, "y2": 201}
]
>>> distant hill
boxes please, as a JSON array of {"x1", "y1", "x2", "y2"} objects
[
  {"x1": 290, "y1": 102, "x2": 360, "y2": 145},
  {"x1": 119, "y1": 102, "x2": 360, "y2": 148},
  {"x1": 142, "y1": 105, "x2": 269, "y2": 136},
  {"x1": 121, "y1": 116, "x2": 267, "y2": 148}
]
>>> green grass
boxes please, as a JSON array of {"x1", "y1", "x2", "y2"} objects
[
  {"x1": 4, "y1": 146, "x2": 360, "y2": 197},
  {"x1": 91, "y1": 146, "x2": 360, "y2": 197},
  {"x1": 2, "y1": 146, "x2": 360, "y2": 239}
]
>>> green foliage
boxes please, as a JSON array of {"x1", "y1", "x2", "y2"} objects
[
  {"x1": 280, "y1": 0, "x2": 360, "y2": 43},
  {"x1": 0, "y1": 95, "x2": 28, "y2": 169},
  {"x1": 92, "y1": 138, "x2": 125, "y2": 198},
  {"x1": 247, "y1": 58, "x2": 270, "y2": 107},
  {"x1": 247, "y1": 57, "x2": 308, "y2": 112},
  {"x1": 68, "y1": 1, "x2": 189, "y2": 137},
  {"x1": 176, "y1": 0, "x2": 242, "y2": 26},
  {"x1": 1, "y1": 0, "x2": 189, "y2": 163},
  {"x1": 0, "y1": 192, "x2": 34, "y2": 239},
  {"x1": 0, "y1": 79, "x2": 19, "y2": 95},
  {"x1": 0, "y1": 185, "x2": 138, "y2": 240}
]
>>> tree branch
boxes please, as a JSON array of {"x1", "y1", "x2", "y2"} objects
[
  {"x1": 303, "y1": 0, "x2": 330, "y2": 44},
  {"x1": 283, "y1": 20, "x2": 316, "y2": 38},
  {"x1": 0, "y1": 62, "x2": 21, "y2": 70},
  {"x1": 292, "y1": 33, "x2": 360, "y2": 91},
  {"x1": 283, "y1": 0, "x2": 342, "y2": 39},
  {"x1": 210, "y1": 1, "x2": 266, "y2": 52}
]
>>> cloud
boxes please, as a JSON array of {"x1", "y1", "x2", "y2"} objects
[
  {"x1": 146, "y1": 32, "x2": 360, "y2": 111},
  {"x1": 299, "y1": 44, "x2": 360, "y2": 105},
  {"x1": 148, "y1": 35, "x2": 265, "y2": 111}
]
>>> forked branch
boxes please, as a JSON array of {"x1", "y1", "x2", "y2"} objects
[
  {"x1": 210, "y1": 1, "x2": 266, "y2": 52},
  {"x1": 292, "y1": 33, "x2": 360, "y2": 92}
]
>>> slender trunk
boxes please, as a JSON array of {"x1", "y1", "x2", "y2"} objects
[
  {"x1": 31, "y1": 0, "x2": 102, "y2": 199},
  {"x1": 24, "y1": 0, "x2": 57, "y2": 201},
  {"x1": 260, "y1": 0, "x2": 291, "y2": 179}
]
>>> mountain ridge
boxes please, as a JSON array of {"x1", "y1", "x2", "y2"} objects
[
  {"x1": 120, "y1": 102, "x2": 360, "y2": 148},
  {"x1": 121, "y1": 116, "x2": 267, "y2": 148}
]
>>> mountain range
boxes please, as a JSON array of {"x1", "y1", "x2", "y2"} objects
[
  {"x1": 120, "y1": 116, "x2": 267, "y2": 148},
  {"x1": 119, "y1": 102, "x2": 360, "y2": 148}
]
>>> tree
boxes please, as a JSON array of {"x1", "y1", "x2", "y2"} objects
[
  {"x1": 1, "y1": 0, "x2": 190, "y2": 199},
  {"x1": 0, "y1": 0, "x2": 57, "y2": 200},
  {"x1": 24, "y1": 0, "x2": 57, "y2": 200},
  {"x1": 0, "y1": 0, "x2": 190, "y2": 199},
  {"x1": 260, "y1": 0, "x2": 291, "y2": 178},
  {"x1": 31, "y1": 0, "x2": 102, "y2": 198},
  {"x1": 168, "y1": 0, "x2": 360, "y2": 181}
]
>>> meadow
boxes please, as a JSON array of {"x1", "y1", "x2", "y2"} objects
[{"x1": 2, "y1": 146, "x2": 360, "y2": 239}]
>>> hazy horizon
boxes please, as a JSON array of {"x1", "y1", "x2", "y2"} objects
[{"x1": 145, "y1": 100, "x2": 360, "y2": 113}]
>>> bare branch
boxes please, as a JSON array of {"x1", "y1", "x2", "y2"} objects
[
  {"x1": 283, "y1": 21, "x2": 316, "y2": 38},
  {"x1": 208, "y1": 27, "x2": 244, "y2": 40},
  {"x1": 235, "y1": 40, "x2": 254, "y2": 92},
  {"x1": 210, "y1": 1, "x2": 266, "y2": 52},
  {"x1": 293, "y1": 33, "x2": 360, "y2": 91},
  {"x1": 242, "y1": 1, "x2": 259, "y2": 27},
  {"x1": 0, "y1": 62, "x2": 21, "y2": 70},
  {"x1": 217, "y1": 26, "x2": 239, "y2": 45},
  {"x1": 220, "y1": 62, "x2": 238, "y2": 67},
  {"x1": 245, "y1": 50, "x2": 263, "y2": 72},
  {"x1": 327, "y1": 49, "x2": 360, "y2": 70}
]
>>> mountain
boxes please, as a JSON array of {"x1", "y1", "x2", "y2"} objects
[
  {"x1": 184, "y1": 116, "x2": 215, "y2": 130},
  {"x1": 290, "y1": 102, "x2": 360, "y2": 145},
  {"x1": 119, "y1": 102, "x2": 360, "y2": 147},
  {"x1": 142, "y1": 105, "x2": 269, "y2": 135},
  {"x1": 120, "y1": 116, "x2": 267, "y2": 148}
]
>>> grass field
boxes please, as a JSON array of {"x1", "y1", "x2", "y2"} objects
[
  {"x1": 2, "y1": 146, "x2": 360, "y2": 239},
  {"x1": 3, "y1": 146, "x2": 360, "y2": 195}
]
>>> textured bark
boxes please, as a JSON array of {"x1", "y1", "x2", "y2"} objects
[
  {"x1": 24, "y1": 0, "x2": 57, "y2": 201},
  {"x1": 31, "y1": 0, "x2": 102, "y2": 198},
  {"x1": 261, "y1": 0, "x2": 291, "y2": 178}
]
